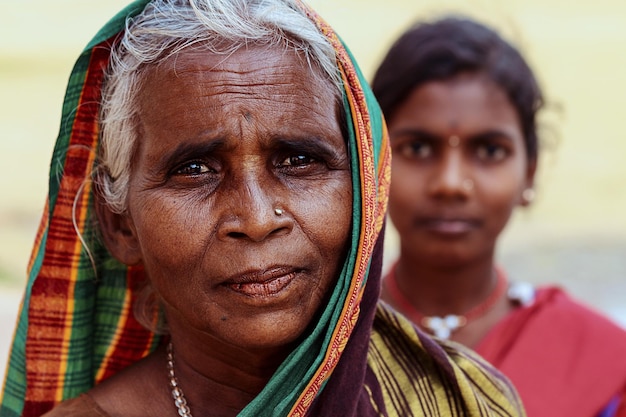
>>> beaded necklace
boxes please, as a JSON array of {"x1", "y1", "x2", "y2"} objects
[
  {"x1": 384, "y1": 266, "x2": 507, "y2": 339},
  {"x1": 166, "y1": 343, "x2": 193, "y2": 417}
]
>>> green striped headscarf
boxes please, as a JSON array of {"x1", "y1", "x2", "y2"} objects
[{"x1": 0, "y1": 1, "x2": 390, "y2": 416}]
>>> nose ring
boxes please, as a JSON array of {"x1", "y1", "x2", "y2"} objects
[
  {"x1": 462, "y1": 179, "x2": 474, "y2": 191},
  {"x1": 274, "y1": 208, "x2": 284, "y2": 216}
]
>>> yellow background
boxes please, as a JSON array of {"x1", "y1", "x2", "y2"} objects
[{"x1": 1, "y1": 0, "x2": 625, "y2": 328}]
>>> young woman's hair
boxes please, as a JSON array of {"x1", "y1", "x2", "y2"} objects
[{"x1": 371, "y1": 16, "x2": 543, "y2": 161}]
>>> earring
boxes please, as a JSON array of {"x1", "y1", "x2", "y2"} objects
[
  {"x1": 521, "y1": 188, "x2": 535, "y2": 205},
  {"x1": 274, "y1": 208, "x2": 284, "y2": 216}
]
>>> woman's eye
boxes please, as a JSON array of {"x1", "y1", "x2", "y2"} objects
[
  {"x1": 399, "y1": 141, "x2": 432, "y2": 159},
  {"x1": 174, "y1": 162, "x2": 210, "y2": 176},
  {"x1": 278, "y1": 155, "x2": 315, "y2": 167},
  {"x1": 476, "y1": 143, "x2": 508, "y2": 161}
]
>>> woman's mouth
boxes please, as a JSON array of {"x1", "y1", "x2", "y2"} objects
[
  {"x1": 224, "y1": 267, "x2": 300, "y2": 297},
  {"x1": 416, "y1": 218, "x2": 480, "y2": 235}
]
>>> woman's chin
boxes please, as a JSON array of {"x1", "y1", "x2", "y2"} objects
[{"x1": 201, "y1": 311, "x2": 313, "y2": 353}]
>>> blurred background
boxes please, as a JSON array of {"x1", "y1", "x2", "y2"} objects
[{"x1": 1, "y1": 0, "x2": 625, "y2": 378}]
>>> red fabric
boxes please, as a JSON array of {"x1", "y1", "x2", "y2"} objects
[
  {"x1": 616, "y1": 390, "x2": 626, "y2": 417},
  {"x1": 476, "y1": 286, "x2": 626, "y2": 417}
]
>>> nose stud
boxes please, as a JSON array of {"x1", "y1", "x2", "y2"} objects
[{"x1": 274, "y1": 208, "x2": 284, "y2": 216}]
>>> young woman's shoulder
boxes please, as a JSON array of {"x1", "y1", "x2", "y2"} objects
[{"x1": 535, "y1": 285, "x2": 626, "y2": 340}]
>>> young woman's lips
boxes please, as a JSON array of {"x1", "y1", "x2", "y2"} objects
[
  {"x1": 417, "y1": 218, "x2": 480, "y2": 235},
  {"x1": 224, "y1": 267, "x2": 300, "y2": 297}
]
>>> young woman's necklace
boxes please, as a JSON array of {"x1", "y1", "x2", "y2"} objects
[
  {"x1": 384, "y1": 266, "x2": 507, "y2": 339},
  {"x1": 166, "y1": 342, "x2": 193, "y2": 417}
]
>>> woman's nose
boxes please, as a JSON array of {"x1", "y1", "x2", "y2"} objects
[
  {"x1": 428, "y1": 151, "x2": 472, "y2": 199},
  {"x1": 217, "y1": 173, "x2": 292, "y2": 242}
]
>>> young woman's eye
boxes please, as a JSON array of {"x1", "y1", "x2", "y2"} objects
[
  {"x1": 399, "y1": 141, "x2": 432, "y2": 159},
  {"x1": 476, "y1": 143, "x2": 508, "y2": 161},
  {"x1": 174, "y1": 161, "x2": 211, "y2": 176},
  {"x1": 278, "y1": 154, "x2": 315, "y2": 167}
]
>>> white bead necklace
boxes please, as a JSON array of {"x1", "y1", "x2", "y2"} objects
[{"x1": 166, "y1": 342, "x2": 193, "y2": 417}]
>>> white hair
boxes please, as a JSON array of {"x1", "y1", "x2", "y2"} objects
[{"x1": 97, "y1": 0, "x2": 342, "y2": 213}]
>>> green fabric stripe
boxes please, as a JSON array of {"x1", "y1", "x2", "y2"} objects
[
  {"x1": 0, "y1": 223, "x2": 49, "y2": 417},
  {"x1": 86, "y1": 1, "x2": 151, "y2": 51},
  {"x1": 46, "y1": 0, "x2": 150, "y2": 404},
  {"x1": 338, "y1": 36, "x2": 386, "y2": 176},
  {"x1": 50, "y1": 0, "x2": 149, "y2": 212}
]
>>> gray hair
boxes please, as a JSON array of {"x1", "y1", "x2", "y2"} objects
[{"x1": 97, "y1": 0, "x2": 342, "y2": 213}]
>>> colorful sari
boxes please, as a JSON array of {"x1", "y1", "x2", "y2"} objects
[{"x1": 0, "y1": 1, "x2": 524, "y2": 416}]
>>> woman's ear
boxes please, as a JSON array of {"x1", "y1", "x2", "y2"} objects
[{"x1": 95, "y1": 197, "x2": 142, "y2": 266}]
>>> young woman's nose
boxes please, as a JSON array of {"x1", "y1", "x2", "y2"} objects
[
  {"x1": 428, "y1": 150, "x2": 473, "y2": 199},
  {"x1": 217, "y1": 171, "x2": 292, "y2": 242}
]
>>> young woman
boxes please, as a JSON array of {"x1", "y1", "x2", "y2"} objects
[{"x1": 372, "y1": 16, "x2": 626, "y2": 417}]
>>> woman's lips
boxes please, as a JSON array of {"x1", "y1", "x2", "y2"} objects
[
  {"x1": 224, "y1": 267, "x2": 300, "y2": 297},
  {"x1": 416, "y1": 218, "x2": 480, "y2": 234}
]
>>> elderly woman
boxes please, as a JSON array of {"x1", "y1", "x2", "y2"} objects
[{"x1": 1, "y1": 1, "x2": 524, "y2": 416}]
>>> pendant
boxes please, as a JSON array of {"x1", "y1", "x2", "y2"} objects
[{"x1": 421, "y1": 315, "x2": 467, "y2": 339}]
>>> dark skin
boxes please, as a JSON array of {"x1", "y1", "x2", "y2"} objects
[
  {"x1": 94, "y1": 45, "x2": 352, "y2": 416},
  {"x1": 381, "y1": 73, "x2": 536, "y2": 347}
]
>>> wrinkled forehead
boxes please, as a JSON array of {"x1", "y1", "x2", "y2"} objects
[
  {"x1": 137, "y1": 43, "x2": 348, "y2": 140},
  {"x1": 142, "y1": 41, "x2": 340, "y2": 95}
]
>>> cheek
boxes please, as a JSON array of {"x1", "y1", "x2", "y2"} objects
[
  {"x1": 390, "y1": 157, "x2": 427, "y2": 192},
  {"x1": 335, "y1": 186, "x2": 354, "y2": 246},
  {"x1": 388, "y1": 163, "x2": 423, "y2": 220},
  {"x1": 477, "y1": 171, "x2": 525, "y2": 221},
  {"x1": 129, "y1": 194, "x2": 213, "y2": 275},
  {"x1": 301, "y1": 176, "x2": 353, "y2": 255}
]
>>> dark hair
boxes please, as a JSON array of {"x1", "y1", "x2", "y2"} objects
[{"x1": 371, "y1": 16, "x2": 543, "y2": 161}]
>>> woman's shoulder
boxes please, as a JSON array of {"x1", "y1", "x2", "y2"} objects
[
  {"x1": 477, "y1": 284, "x2": 626, "y2": 417},
  {"x1": 42, "y1": 394, "x2": 110, "y2": 417},
  {"x1": 88, "y1": 349, "x2": 172, "y2": 417},
  {"x1": 533, "y1": 285, "x2": 626, "y2": 341},
  {"x1": 367, "y1": 301, "x2": 525, "y2": 416},
  {"x1": 43, "y1": 349, "x2": 170, "y2": 417}
]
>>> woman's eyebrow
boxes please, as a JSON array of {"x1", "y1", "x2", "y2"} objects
[
  {"x1": 154, "y1": 138, "x2": 228, "y2": 173},
  {"x1": 466, "y1": 130, "x2": 515, "y2": 142},
  {"x1": 390, "y1": 128, "x2": 515, "y2": 143},
  {"x1": 270, "y1": 136, "x2": 343, "y2": 159},
  {"x1": 389, "y1": 128, "x2": 440, "y2": 142}
]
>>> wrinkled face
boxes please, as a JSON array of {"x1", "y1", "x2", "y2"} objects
[
  {"x1": 387, "y1": 73, "x2": 534, "y2": 265},
  {"x1": 109, "y1": 46, "x2": 352, "y2": 351}
]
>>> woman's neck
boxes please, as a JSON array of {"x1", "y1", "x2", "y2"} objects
[
  {"x1": 169, "y1": 346, "x2": 268, "y2": 415},
  {"x1": 381, "y1": 248, "x2": 515, "y2": 348},
  {"x1": 392, "y1": 254, "x2": 497, "y2": 318},
  {"x1": 164, "y1": 325, "x2": 295, "y2": 416}
]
